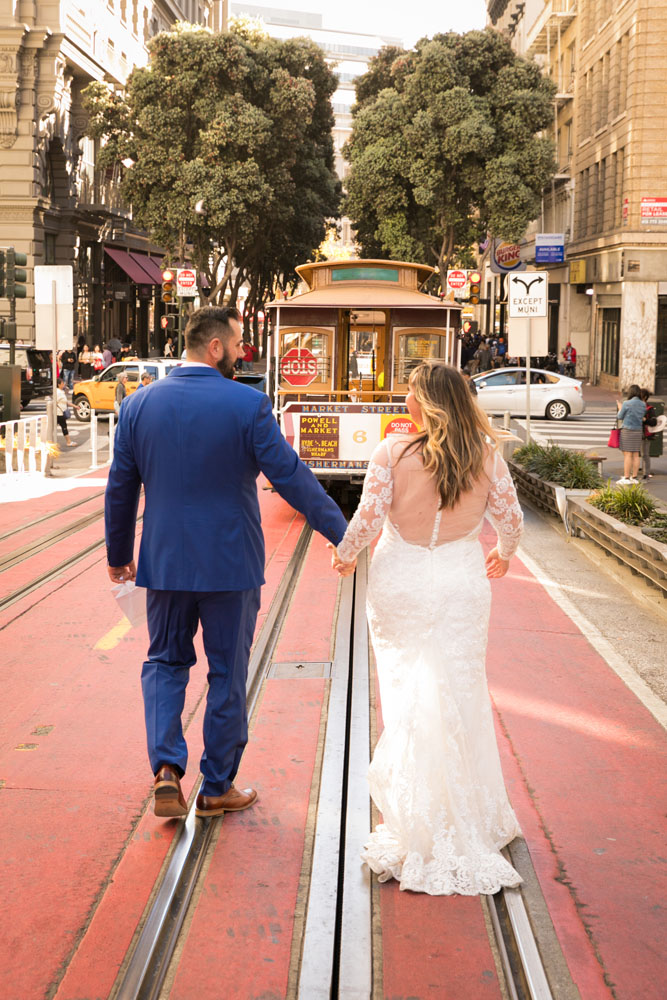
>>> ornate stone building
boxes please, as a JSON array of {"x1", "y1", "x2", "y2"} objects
[
  {"x1": 488, "y1": 0, "x2": 667, "y2": 392},
  {"x1": 0, "y1": 0, "x2": 217, "y2": 353}
]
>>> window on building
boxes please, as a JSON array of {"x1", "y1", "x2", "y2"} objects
[
  {"x1": 619, "y1": 33, "x2": 629, "y2": 114},
  {"x1": 600, "y1": 308, "x2": 621, "y2": 377},
  {"x1": 599, "y1": 52, "x2": 609, "y2": 129},
  {"x1": 596, "y1": 159, "x2": 606, "y2": 233},
  {"x1": 614, "y1": 148, "x2": 625, "y2": 228},
  {"x1": 44, "y1": 233, "x2": 57, "y2": 265},
  {"x1": 577, "y1": 168, "x2": 589, "y2": 239},
  {"x1": 132, "y1": 0, "x2": 138, "y2": 35}
]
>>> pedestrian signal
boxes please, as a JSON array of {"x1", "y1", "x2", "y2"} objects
[
  {"x1": 161, "y1": 269, "x2": 175, "y2": 303},
  {"x1": 468, "y1": 270, "x2": 481, "y2": 305},
  {"x1": 6, "y1": 248, "x2": 28, "y2": 299}
]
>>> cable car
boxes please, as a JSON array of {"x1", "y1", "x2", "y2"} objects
[{"x1": 267, "y1": 259, "x2": 463, "y2": 483}]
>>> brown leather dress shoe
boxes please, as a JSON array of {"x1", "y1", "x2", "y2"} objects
[
  {"x1": 195, "y1": 784, "x2": 258, "y2": 817},
  {"x1": 154, "y1": 764, "x2": 188, "y2": 818}
]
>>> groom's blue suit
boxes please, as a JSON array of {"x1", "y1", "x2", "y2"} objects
[{"x1": 105, "y1": 366, "x2": 347, "y2": 795}]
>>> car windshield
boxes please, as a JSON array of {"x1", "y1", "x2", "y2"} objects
[{"x1": 28, "y1": 350, "x2": 52, "y2": 367}]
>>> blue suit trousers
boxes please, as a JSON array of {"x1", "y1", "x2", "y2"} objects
[{"x1": 142, "y1": 588, "x2": 261, "y2": 797}]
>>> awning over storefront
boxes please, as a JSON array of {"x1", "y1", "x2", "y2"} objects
[
  {"x1": 130, "y1": 252, "x2": 163, "y2": 284},
  {"x1": 104, "y1": 247, "x2": 157, "y2": 284}
]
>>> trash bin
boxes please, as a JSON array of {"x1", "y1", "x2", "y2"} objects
[
  {"x1": 234, "y1": 373, "x2": 267, "y2": 393},
  {"x1": 649, "y1": 400, "x2": 664, "y2": 457}
]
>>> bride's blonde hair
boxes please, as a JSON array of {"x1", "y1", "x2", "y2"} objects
[{"x1": 402, "y1": 361, "x2": 499, "y2": 509}]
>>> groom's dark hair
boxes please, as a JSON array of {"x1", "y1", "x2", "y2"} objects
[{"x1": 185, "y1": 305, "x2": 240, "y2": 354}]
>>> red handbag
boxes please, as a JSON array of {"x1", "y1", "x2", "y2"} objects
[{"x1": 608, "y1": 427, "x2": 621, "y2": 448}]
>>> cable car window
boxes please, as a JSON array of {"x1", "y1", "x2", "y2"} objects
[
  {"x1": 394, "y1": 333, "x2": 446, "y2": 385},
  {"x1": 279, "y1": 328, "x2": 332, "y2": 386}
]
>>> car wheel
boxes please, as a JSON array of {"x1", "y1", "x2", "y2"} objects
[
  {"x1": 546, "y1": 399, "x2": 570, "y2": 421},
  {"x1": 73, "y1": 395, "x2": 91, "y2": 422}
]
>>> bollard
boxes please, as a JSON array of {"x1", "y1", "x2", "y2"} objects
[
  {"x1": 90, "y1": 411, "x2": 98, "y2": 469},
  {"x1": 109, "y1": 412, "x2": 115, "y2": 463},
  {"x1": 503, "y1": 411, "x2": 511, "y2": 431}
]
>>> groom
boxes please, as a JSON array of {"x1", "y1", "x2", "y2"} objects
[{"x1": 105, "y1": 305, "x2": 348, "y2": 818}]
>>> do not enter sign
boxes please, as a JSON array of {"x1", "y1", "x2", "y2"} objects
[
  {"x1": 176, "y1": 268, "x2": 197, "y2": 296},
  {"x1": 280, "y1": 347, "x2": 318, "y2": 387},
  {"x1": 446, "y1": 269, "x2": 468, "y2": 291}
]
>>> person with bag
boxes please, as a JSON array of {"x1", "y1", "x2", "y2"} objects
[
  {"x1": 92, "y1": 344, "x2": 105, "y2": 373},
  {"x1": 615, "y1": 384, "x2": 646, "y2": 485},
  {"x1": 55, "y1": 378, "x2": 75, "y2": 447}
]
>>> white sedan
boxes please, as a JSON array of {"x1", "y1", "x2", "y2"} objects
[{"x1": 472, "y1": 367, "x2": 585, "y2": 420}]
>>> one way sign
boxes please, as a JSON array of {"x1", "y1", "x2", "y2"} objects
[{"x1": 508, "y1": 271, "x2": 548, "y2": 318}]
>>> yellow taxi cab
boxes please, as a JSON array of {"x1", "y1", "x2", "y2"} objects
[{"x1": 72, "y1": 358, "x2": 181, "y2": 421}]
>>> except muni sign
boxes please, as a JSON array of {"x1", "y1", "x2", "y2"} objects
[{"x1": 508, "y1": 271, "x2": 548, "y2": 318}]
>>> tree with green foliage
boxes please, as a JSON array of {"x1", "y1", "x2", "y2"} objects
[
  {"x1": 83, "y1": 22, "x2": 339, "y2": 305},
  {"x1": 344, "y1": 29, "x2": 556, "y2": 286}
]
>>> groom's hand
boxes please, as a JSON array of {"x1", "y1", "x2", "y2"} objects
[{"x1": 108, "y1": 560, "x2": 137, "y2": 583}]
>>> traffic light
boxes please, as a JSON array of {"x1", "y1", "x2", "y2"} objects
[
  {"x1": 468, "y1": 270, "x2": 481, "y2": 305},
  {"x1": 161, "y1": 268, "x2": 175, "y2": 303},
  {"x1": 160, "y1": 314, "x2": 176, "y2": 331},
  {"x1": 6, "y1": 248, "x2": 27, "y2": 299}
]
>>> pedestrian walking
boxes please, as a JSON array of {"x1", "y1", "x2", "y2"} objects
[
  {"x1": 616, "y1": 384, "x2": 646, "y2": 484},
  {"x1": 92, "y1": 344, "x2": 105, "y2": 374},
  {"x1": 114, "y1": 371, "x2": 128, "y2": 415},
  {"x1": 136, "y1": 372, "x2": 152, "y2": 390},
  {"x1": 330, "y1": 361, "x2": 524, "y2": 895},
  {"x1": 55, "y1": 378, "x2": 75, "y2": 447},
  {"x1": 104, "y1": 305, "x2": 348, "y2": 820},
  {"x1": 78, "y1": 344, "x2": 92, "y2": 380},
  {"x1": 163, "y1": 337, "x2": 174, "y2": 358},
  {"x1": 59, "y1": 346, "x2": 76, "y2": 390},
  {"x1": 475, "y1": 340, "x2": 492, "y2": 373},
  {"x1": 640, "y1": 388, "x2": 657, "y2": 480}
]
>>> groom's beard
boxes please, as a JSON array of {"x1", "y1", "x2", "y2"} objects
[{"x1": 216, "y1": 351, "x2": 236, "y2": 379}]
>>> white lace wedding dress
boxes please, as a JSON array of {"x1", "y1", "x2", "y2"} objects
[{"x1": 336, "y1": 435, "x2": 524, "y2": 895}]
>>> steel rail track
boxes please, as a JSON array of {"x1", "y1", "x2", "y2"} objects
[
  {"x1": 0, "y1": 488, "x2": 107, "y2": 544},
  {"x1": 489, "y1": 879, "x2": 554, "y2": 1000},
  {"x1": 112, "y1": 523, "x2": 314, "y2": 1000},
  {"x1": 0, "y1": 506, "x2": 106, "y2": 573}
]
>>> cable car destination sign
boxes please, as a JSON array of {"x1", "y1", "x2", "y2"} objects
[{"x1": 508, "y1": 271, "x2": 548, "y2": 318}]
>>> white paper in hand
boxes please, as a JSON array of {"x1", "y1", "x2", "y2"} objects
[{"x1": 111, "y1": 580, "x2": 147, "y2": 627}]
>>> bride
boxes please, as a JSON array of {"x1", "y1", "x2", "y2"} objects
[{"x1": 332, "y1": 361, "x2": 524, "y2": 895}]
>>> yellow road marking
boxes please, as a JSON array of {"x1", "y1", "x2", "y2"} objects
[{"x1": 95, "y1": 617, "x2": 132, "y2": 650}]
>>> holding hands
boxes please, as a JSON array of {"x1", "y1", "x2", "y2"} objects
[{"x1": 327, "y1": 542, "x2": 356, "y2": 577}]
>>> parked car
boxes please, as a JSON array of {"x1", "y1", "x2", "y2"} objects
[
  {"x1": 472, "y1": 367, "x2": 585, "y2": 420},
  {"x1": 0, "y1": 344, "x2": 53, "y2": 409},
  {"x1": 72, "y1": 359, "x2": 181, "y2": 421}
]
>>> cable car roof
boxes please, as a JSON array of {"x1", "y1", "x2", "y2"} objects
[{"x1": 267, "y1": 259, "x2": 462, "y2": 311}]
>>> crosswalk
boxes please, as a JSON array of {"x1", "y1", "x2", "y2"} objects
[{"x1": 515, "y1": 407, "x2": 616, "y2": 451}]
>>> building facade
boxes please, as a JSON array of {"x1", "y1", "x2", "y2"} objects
[
  {"x1": 488, "y1": 0, "x2": 667, "y2": 392},
  {"x1": 0, "y1": 0, "x2": 215, "y2": 354}
]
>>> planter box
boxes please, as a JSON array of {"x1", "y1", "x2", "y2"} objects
[
  {"x1": 507, "y1": 461, "x2": 593, "y2": 525},
  {"x1": 567, "y1": 497, "x2": 667, "y2": 598}
]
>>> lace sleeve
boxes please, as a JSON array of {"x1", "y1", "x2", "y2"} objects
[
  {"x1": 485, "y1": 451, "x2": 523, "y2": 560},
  {"x1": 337, "y1": 441, "x2": 393, "y2": 563}
]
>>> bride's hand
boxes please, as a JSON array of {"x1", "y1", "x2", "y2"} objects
[
  {"x1": 327, "y1": 542, "x2": 356, "y2": 577},
  {"x1": 485, "y1": 547, "x2": 510, "y2": 579}
]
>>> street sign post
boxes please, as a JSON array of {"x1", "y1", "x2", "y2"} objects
[
  {"x1": 176, "y1": 268, "x2": 197, "y2": 297},
  {"x1": 446, "y1": 269, "x2": 468, "y2": 298},
  {"x1": 35, "y1": 266, "x2": 73, "y2": 462},
  {"x1": 507, "y1": 271, "x2": 549, "y2": 444}
]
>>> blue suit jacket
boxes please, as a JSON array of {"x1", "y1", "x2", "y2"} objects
[{"x1": 104, "y1": 367, "x2": 348, "y2": 591}]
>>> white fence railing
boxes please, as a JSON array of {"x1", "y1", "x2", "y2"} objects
[{"x1": 0, "y1": 415, "x2": 49, "y2": 475}]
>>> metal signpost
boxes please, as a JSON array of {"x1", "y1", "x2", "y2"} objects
[
  {"x1": 508, "y1": 271, "x2": 549, "y2": 444},
  {"x1": 35, "y1": 266, "x2": 73, "y2": 457}
]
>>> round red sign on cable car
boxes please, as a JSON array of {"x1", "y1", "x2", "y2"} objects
[{"x1": 280, "y1": 347, "x2": 319, "y2": 387}]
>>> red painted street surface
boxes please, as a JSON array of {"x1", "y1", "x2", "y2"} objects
[{"x1": 0, "y1": 485, "x2": 665, "y2": 999}]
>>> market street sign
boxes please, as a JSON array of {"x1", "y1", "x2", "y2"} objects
[{"x1": 508, "y1": 271, "x2": 548, "y2": 318}]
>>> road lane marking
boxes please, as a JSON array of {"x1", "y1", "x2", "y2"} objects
[{"x1": 95, "y1": 617, "x2": 132, "y2": 650}]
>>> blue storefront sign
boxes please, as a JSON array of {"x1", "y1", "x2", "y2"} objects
[{"x1": 535, "y1": 233, "x2": 565, "y2": 264}]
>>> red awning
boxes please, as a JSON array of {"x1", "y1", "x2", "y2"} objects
[
  {"x1": 105, "y1": 247, "x2": 157, "y2": 285},
  {"x1": 129, "y1": 252, "x2": 163, "y2": 284}
]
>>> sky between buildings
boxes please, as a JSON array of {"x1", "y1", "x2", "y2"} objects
[{"x1": 241, "y1": 0, "x2": 488, "y2": 47}]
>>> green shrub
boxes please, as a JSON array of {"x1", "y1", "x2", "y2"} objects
[
  {"x1": 512, "y1": 442, "x2": 603, "y2": 489},
  {"x1": 588, "y1": 480, "x2": 657, "y2": 525}
]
